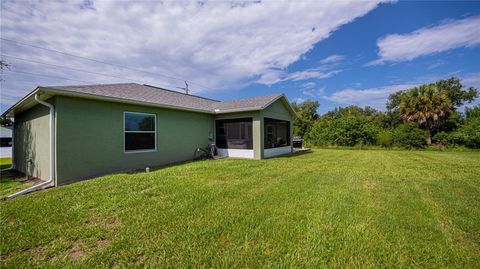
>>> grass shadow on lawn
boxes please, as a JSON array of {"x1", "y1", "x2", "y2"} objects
[
  {"x1": 273, "y1": 149, "x2": 313, "y2": 159},
  {"x1": 0, "y1": 171, "x2": 35, "y2": 199},
  {"x1": 0, "y1": 157, "x2": 40, "y2": 199}
]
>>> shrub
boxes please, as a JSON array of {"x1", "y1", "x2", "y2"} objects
[
  {"x1": 393, "y1": 122, "x2": 428, "y2": 149},
  {"x1": 432, "y1": 131, "x2": 463, "y2": 146},
  {"x1": 305, "y1": 118, "x2": 333, "y2": 146},
  {"x1": 433, "y1": 132, "x2": 452, "y2": 146},
  {"x1": 377, "y1": 130, "x2": 393, "y2": 147},
  {"x1": 459, "y1": 117, "x2": 480, "y2": 148},
  {"x1": 432, "y1": 117, "x2": 480, "y2": 148},
  {"x1": 306, "y1": 115, "x2": 380, "y2": 147}
]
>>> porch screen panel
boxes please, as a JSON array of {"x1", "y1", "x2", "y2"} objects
[
  {"x1": 215, "y1": 118, "x2": 253, "y2": 149},
  {"x1": 264, "y1": 118, "x2": 290, "y2": 149}
]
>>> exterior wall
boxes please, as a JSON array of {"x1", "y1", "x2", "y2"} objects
[
  {"x1": 214, "y1": 111, "x2": 262, "y2": 159},
  {"x1": 11, "y1": 95, "x2": 294, "y2": 185},
  {"x1": 264, "y1": 146, "x2": 292, "y2": 158},
  {"x1": 13, "y1": 99, "x2": 54, "y2": 180},
  {"x1": 217, "y1": 148, "x2": 254, "y2": 158},
  {"x1": 55, "y1": 96, "x2": 214, "y2": 185},
  {"x1": 261, "y1": 98, "x2": 292, "y2": 121},
  {"x1": 260, "y1": 99, "x2": 294, "y2": 158}
]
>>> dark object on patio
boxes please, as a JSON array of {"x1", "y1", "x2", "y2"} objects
[
  {"x1": 293, "y1": 136, "x2": 303, "y2": 148},
  {"x1": 194, "y1": 143, "x2": 218, "y2": 160}
]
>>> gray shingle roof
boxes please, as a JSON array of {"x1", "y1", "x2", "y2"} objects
[
  {"x1": 43, "y1": 83, "x2": 287, "y2": 114},
  {"x1": 213, "y1": 94, "x2": 282, "y2": 113},
  {"x1": 47, "y1": 83, "x2": 219, "y2": 112}
]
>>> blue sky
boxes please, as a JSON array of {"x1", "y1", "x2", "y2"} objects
[{"x1": 1, "y1": 1, "x2": 479, "y2": 114}]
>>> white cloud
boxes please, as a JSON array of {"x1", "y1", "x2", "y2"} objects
[
  {"x1": 320, "y1": 54, "x2": 345, "y2": 64},
  {"x1": 367, "y1": 16, "x2": 480, "y2": 65},
  {"x1": 460, "y1": 72, "x2": 480, "y2": 109},
  {"x1": 321, "y1": 72, "x2": 480, "y2": 110},
  {"x1": 303, "y1": 87, "x2": 326, "y2": 98},
  {"x1": 257, "y1": 67, "x2": 342, "y2": 85},
  {"x1": 0, "y1": 0, "x2": 385, "y2": 110},
  {"x1": 322, "y1": 84, "x2": 418, "y2": 110},
  {"x1": 292, "y1": 97, "x2": 307, "y2": 104},
  {"x1": 462, "y1": 72, "x2": 480, "y2": 90},
  {"x1": 285, "y1": 69, "x2": 341, "y2": 82},
  {"x1": 427, "y1": 60, "x2": 446, "y2": 70},
  {"x1": 302, "y1": 82, "x2": 316, "y2": 89},
  {"x1": 258, "y1": 54, "x2": 347, "y2": 86}
]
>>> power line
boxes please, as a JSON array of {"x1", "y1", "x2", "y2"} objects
[
  {"x1": 0, "y1": 37, "x2": 212, "y2": 90},
  {"x1": 5, "y1": 69, "x2": 101, "y2": 85},
  {"x1": 1, "y1": 54, "x2": 163, "y2": 86}
]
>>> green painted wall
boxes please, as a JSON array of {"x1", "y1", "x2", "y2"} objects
[
  {"x1": 261, "y1": 98, "x2": 293, "y2": 121},
  {"x1": 12, "y1": 95, "x2": 294, "y2": 185},
  {"x1": 13, "y1": 99, "x2": 54, "y2": 181},
  {"x1": 260, "y1": 98, "x2": 294, "y2": 158},
  {"x1": 55, "y1": 96, "x2": 214, "y2": 185},
  {"x1": 213, "y1": 98, "x2": 294, "y2": 159},
  {"x1": 214, "y1": 111, "x2": 262, "y2": 159}
]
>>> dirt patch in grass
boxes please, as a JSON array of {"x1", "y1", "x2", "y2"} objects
[
  {"x1": 136, "y1": 253, "x2": 145, "y2": 261},
  {"x1": 363, "y1": 180, "x2": 384, "y2": 207},
  {"x1": 106, "y1": 217, "x2": 121, "y2": 229},
  {"x1": 68, "y1": 249, "x2": 84, "y2": 261},
  {"x1": 67, "y1": 241, "x2": 85, "y2": 261},
  {"x1": 96, "y1": 239, "x2": 110, "y2": 248},
  {"x1": 363, "y1": 180, "x2": 380, "y2": 193},
  {"x1": 25, "y1": 247, "x2": 46, "y2": 262}
]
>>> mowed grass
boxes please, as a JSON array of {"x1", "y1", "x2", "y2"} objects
[
  {"x1": 1, "y1": 150, "x2": 479, "y2": 268},
  {"x1": 0, "y1": 157, "x2": 11, "y2": 170},
  {"x1": 0, "y1": 157, "x2": 36, "y2": 199}
]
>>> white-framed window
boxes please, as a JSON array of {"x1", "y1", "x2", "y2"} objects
[{"x1": 124, "y1": 112, "x2": 156, "y2": 153}]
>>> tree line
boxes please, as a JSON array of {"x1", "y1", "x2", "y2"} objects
[{"x1": 292, "y1": 77, "x2": 479, "y2": 149}]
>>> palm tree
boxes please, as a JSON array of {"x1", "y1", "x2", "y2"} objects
[{"x1": 399, "y1": 84, "x2": 452, "y2": 144}]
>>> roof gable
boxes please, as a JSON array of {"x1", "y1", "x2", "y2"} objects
[{"x1": 262, "y1": 95, "x2": 297, "y2": 118}]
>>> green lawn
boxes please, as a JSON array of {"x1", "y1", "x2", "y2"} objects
[
  {"x1": 1, "y1": 150, "x2": 479, "y2": 268},
  {"x1": 0, "y1": 157, "x2": 36, "y2": 199},
  {"x1": 0, "y1": 157, "x2": 12, "y2": 169}
]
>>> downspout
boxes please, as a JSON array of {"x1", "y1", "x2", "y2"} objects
[{"x1": 5, "y1": 94, "x2": 55, "y2": 200}]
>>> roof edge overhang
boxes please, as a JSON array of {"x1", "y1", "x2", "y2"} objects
[
  {"x1": 2, "y1": 88, "x2": 297, "y2": 119},
  {"x1": 212, "y1": 95, "x2": 297, "y2": 117},
  {"x1": 1, "y1": 87, "x2": 216, "y2": 118},
  {"x1": 1, "y1": 87, "x2": 42, "y2": 118}
]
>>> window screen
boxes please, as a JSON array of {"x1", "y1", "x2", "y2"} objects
[
  {"x1": 216, "y1": 118, "x2": 253, "y2": 149},
  {"x1": 264, "y1": 118, "x2": 290, "y2": 149},
  {"x1": 124, "y1": 112, "x2": 156, "y2": 152}
]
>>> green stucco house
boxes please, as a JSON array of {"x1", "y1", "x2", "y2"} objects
[{"x1": 2, "y1": 83, "x2": 296, "y2": 189}]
